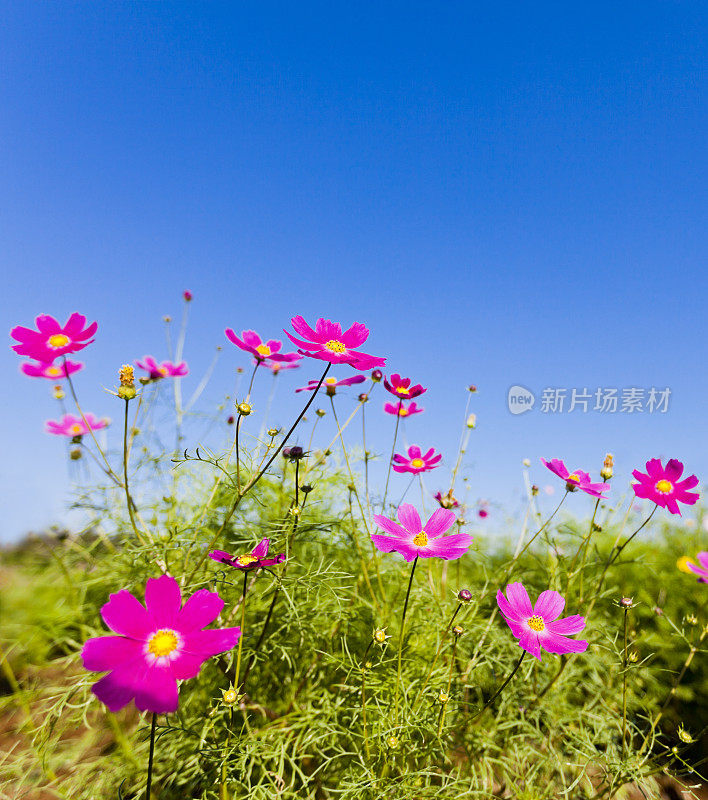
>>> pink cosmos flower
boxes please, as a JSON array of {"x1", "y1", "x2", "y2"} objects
[
  {"x1": 496, "y1": 583, "x2": 588, "y2": 661},
  {"x1": 383, "y1": 374, "x2": 426, "y2": 400},
  {"x1": 372, "y1": 504, "x2": 472, "y2": 562},
  {"x1": 135, "y1": 356, "x2": 189, "y2": 380},
  {"x1": 81, "y1": 574, "x2": 240, "y2": 713},
  {"x1": 632, "y1": 458, "x2": 700, "y2": 516},
  {"x1": 384, "y1": 400, "x2": 424, "y2": 417},
  {"x1": 259, "y1": 357, "x2": 302, "y2": 373},
  {"x1": 20, "y1": 360, "x2": 83, "y2": 379},
  {"x1": 225, "y1": 329, "x2": 300, "y2": 364},
  {"x1": 392, "y1": 445, "x2": 442, "y2": 474},
  {"x1": 687, "y1": 552, "x2": 708, "y2": 583},
  {"x1": 541, "y1": 458, "x2": 609, "y2": 498},
  {"x1": 284, "y1": 316, "x2": 386, "y2": 370},
  {"x1": 46, "y1": 413, "x2": 109, "y2": 437},
  {"x1": 296, "y1": 374, "x2": 366, "y2": 396},
  {"x1": 10, "y1": 313, "x2": 98, "y2": 363},
  {"x1": 210, "y1": 538, "x2": 286, "y2": 571}
]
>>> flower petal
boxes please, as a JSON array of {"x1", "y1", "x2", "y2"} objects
[
  {"x1": 177, "y1": 590, "x2": 224, "y2": 632},
  {"x1": 546, "y1": 615, "x2": 586, "y2": 635},
  {"x1": 505, "y1": 582, "x2": 533, "y2": 617},
  {"x1": 82, "y1": 636, "x2": 142, "y2": 672},
  {"x1": 182, "y1": 628, "x2": 241, "y2": 659},
  {"x1": 145, "y1": 575, "x2": 182, "y2": 628},
  {"x1": 397, "y1": 504, "x2": 422, "y2": 535},
  {"x1": 533, "y1": 590, "x2": 565, "y2": 622},
  {"x1": 424, "y1": 508, "x2": 456, "y2": 537},
  {"x1": 100, "y1": 590, "x2": 153, "y2": 639}
]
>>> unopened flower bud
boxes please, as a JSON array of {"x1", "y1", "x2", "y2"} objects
[
  {"x1": 358, "y1": 393, "x2": 369, "y2": 402},
  {"x1": 70, "y1": 447, "x2": 82, "y2": 460},
  {"x1": 452, "y1": 624, "x2": 464, "y2": 637},
  {"x1": 373, "y1": 628, "x2": 388, "y2": 644},
  {"x1": 678, "y1": 724, "x2": 694, "y2": 743},
  {"x1": 288, "y1": 446, "x2": 305, "y2": 460},
  {"x1": 237, "y1": 402, "x2": 253, "y2": 416},
  {"x1": 466, "y1": 413, "x2": 477, "y2": 429},
  {"x1": 628, "y1": 650, "x2": 639, "y2": 663},
  {"x1": 468, "y1": 384, "x2": 477, "y2": 393},
  {"x1": 222, "y1": 687, "x2": 238, "y2": 706},
  {"x1": 458, "y1": 588, "x2": 472, "y2": 603},
  {"x1": 531, "y1": 484, "x2": 539, "y2": 496},
  {"x1": 227, "y1": 415, "x2": 235, "y2": 425},
  {"x1": 118, "y1": 364, "x2": 137, "y2": 399},
  {"x1": 371, "y1": 370, "x2": 383, "y2": 382},
  {"x1": 282, "y1": 447, "x2": 291, "y2": 459},
  {"x1": 163, "y1": 315, "x2": 171, "y2": 323},
  {"x1": 685, "y1": 614, "x2": 698, "y2": 626},
  {"x1": 53, "y1": 385, "x2": 65, "y2": 400},
  {"x1": 316, "y1": 408, "x2": 326, "y2": 417},
  {"x1": 268, "y1": 428, "x2": 279, "y2": 436},
  {"x1": 236, "y1": 367, "x2": 244, "y2": 374},
  {"x1": 300, "y1": 484, "x2": 313, "y2": 494},
  {"x1": 386, "y1": 735, "x2": 400, "y2": 750},
  {"x1": 183, "y1": 290, "x2": 193, "y2": 302},
  {"x1": 523, "y1": 458, "x2": 531, "y2": 467},
  {"x1": 620, "y1": 597, "x2": 633, "y2": 608},
  {"x1": 601, "y1": 453, "x2": 614, "y2": 481},
  {"x1": 438, "y1": 690, "x2": 449, "y2": 703}
]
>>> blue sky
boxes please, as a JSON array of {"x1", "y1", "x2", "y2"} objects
[{"x1": 2, "y1": 3, "x2": 707, "y2": 541}]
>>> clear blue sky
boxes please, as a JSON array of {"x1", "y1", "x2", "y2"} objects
[{"x1": 2, "y1": 3, "x2": 706, "y2": 541}]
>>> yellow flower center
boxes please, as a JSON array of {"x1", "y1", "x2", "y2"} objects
[
  {"x1": 373, "y1": 629, "x2": 387, "y2": 643},
  {"x1": 148, "y1": 629, "x2": 179, "y2": 657},
  {"x1": 47, "y1": 333, "x2": 70, "y2": 348},
  {"x1": 399, "y1": 408, "x2": 408, "y2": 416},
  {"x1": 396, "y1": 387, "x2": 410, "y2": 395},
  {"x1": 47, "y1": 366, "x2": 61, "y2": 377},
  {"x1": 410, "y1": 458, "x2": 424, "y2": 468},
  {"x1": 158, "y1": 367, "x2": 168, "y2": 376},
  {"x1": 412, "y1": 530, "x2": 428, "y2": 547},
  {"x1": 527, "y1": 615, "x2": 545, "y2": 632},
  {"x1": 256, "y1": 344, "x2": 271, "y2": 356},
  {"x1": 655, "y1": 479, "x2": 673, "y2": 494},
  {"x1": 70, "y1": 423, "x2": 83, "y2": 435},
  {"x1": 235, "y1": 554, "x2": 258, "y2": 567},
  {"x1": 677, "y1": 555, "x2": 697, "y2": 574},
  {"x1": 325, "y1": 377, "x2": 337, "y2": 385},
  {"x1": 324, "y1": 339, "x2": 346, "y2": 353},
  {"x1": 567, "y1": 472, "x2": 580, "y2": 482},
  {"x1": 223, "y1": 689, "x2": 238, "y2": 705}
]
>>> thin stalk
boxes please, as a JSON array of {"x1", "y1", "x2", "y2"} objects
[
  {"x1": 469, "y1": 651, "x2": 526, "y2": 721},
  {"x1": 565, "y1": 495, "x2": 601, "y2": 597},
  {"x1": 412, "y1": 602, "x2": 463, "y2": 711},
  {"x1": 146, "y1": 713, "x2": 157, "y2": 800},
  {"x1": 381, "y1": 400, "x2": 402, "y2": 511},
  {"x1": 361, "y1": 639, "x2": 374, "y2": 759},
  {"x1": 449, "y1": 389, "x2": 473, "y2": 493},
  {"x1": 394, "y1": 556, "x2": 418, "y2": 722},
  {"x1": 234, "y1": 414, "x2": 243, "y2": 492},
  {"x1": 437, "y1": 636, "x2": 458, "y2": 736},
  {"x1": 622, "y1": 604, "x2": 629, "y2": 759},
  {"x1": 123, "y1": 399, "x2": 146, "y2": 544},
  {"x1": 234, "y1": 570, "x2": 248, "y2": 690}
]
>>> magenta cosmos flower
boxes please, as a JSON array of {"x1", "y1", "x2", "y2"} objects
[
  {"x1": 10, "y1": 313, "x2": 98, "y2": 363},
  {"x1": 21, "y1": 359, "x2": 83, "y2": 379},
  {"x1": 136, "y1": 355, "x2": 189, "y2": 380},
  {"x1": 632, "y1": 458, "x2": 699, "y2": 515},
  {"x1": 260, "y1": 357, "x2": 302, "y2": 373},
  {"x1": 384, "y1": 400, "x2": 423, "y2": 417},
  {"x1": 372, "y1": 504, "x2": 472, "y2": 561},
  {"x1": 81, "y1": 575, "x2": 240, "y2": 713},
  {"x1": 496, "y1": 583, "x2": 588, "y2": 661},
  {"x1": 46, "y1": 413, "x2": 109, "y2": 437},
  {"x1": 541, "y1": 458, "x2": 609, "y2": 498},
  {"x1": 687, "y1": 552, "x2": 708, "y2": 583},
  {"x1": 284, "y1": 316, "x2": 386, "y2": 370},
  {"x1": 384, "y1": 374, "x2": 426, "y2": 400},
  {"x1": 210, "y1": 538, "x2": 286, "y2": 571},
  {"x1": 392, "y1": 445, "x2": 442, "y2": 474},
  {"x1": 296, "y1": 374, "x2": 366, "y2": 396},
  {"x1": 225, "y1": 329, "x2": 300, "y2": 364}
]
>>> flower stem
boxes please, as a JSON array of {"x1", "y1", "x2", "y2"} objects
[
  {"x1": 470, "y1": 651, "x2": 525, "y2": 721},
  {"x1": 621, "y1": 604, "x2": 629, "y2": 759},
  {"x1": 437, "y1": 635, "x2": 458, "y2": 736},
  {"x1": 361, "y1": 640, "x2": 374, "y2": 759},
  {"x1": 412, "y1": 602, "x2": 462, "y2": 711},
  {"x1": 123, "y1": 398, "x2": 146, "y2": 544},
  {"x1": 234, "y1": 571, "x2": 248, "y2": 690},
  {"x1": 381, "y1": 400, "x2": 402, "y2": 511},
  {"x1": 145, "y1": 713, "x2": 157, "y2": 800},
  {"x1": 394, "y1": 556, "x2": 418, "y2": 723}
]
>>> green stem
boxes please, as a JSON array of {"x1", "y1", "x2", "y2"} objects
[
  {"x1": 469, "y1": 651, "x2": 525, "y2": 721},
  {"x1": 381, "y1": 401, "x2": 402, "y2": 511},
  {"x1": 412, "y1": 602, "x2": 462, "y2": 711},
  {"x1": 395, "y1": 556, "x2": 418, "y2": 723},
  {"x1": 123, "y1": 398, "x2": 146, "y2": 544},
  {"x1": 622, "y1": 605, "x2": 629, "y2": 759},
  {"x1": 146, "y1": 713, "x2": 157, "y2": 800},
  {"x1": 234, "y1": 571, "x2": 248, "y2": 690}
]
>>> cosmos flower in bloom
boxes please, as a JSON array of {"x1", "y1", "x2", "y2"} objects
[
  {"x1": 225, "y1": 329, "x2": 300, "y2": 364},
  {"x1": 384, "y1": 401, "x2": 424, "y2": 417},
  {"x1": 20, "y1": 360, "x2": 83, "y2": 379},
  {"x1": 392, "y1": 445, "x2": 442, "y2": 474},
  {"x1": 383, "y1": 373, "x2": 426, "y2": 399},
  {"x1": 10, "y1": 313, "x2": 98, "y2": 363},
  {"x1": 631, "y1": 458, "x2": 699, "y2": 516},
  {"x1": 135, "y1": 356, "x2": 189, "y2": 380},
  {"x1": 686, "y1": 552, "x2": 708, "y2": 583},
  {"x1": 496, "y1": 583, "x2": 588, "y2": 660},
  {"x1": 210, "y1": 538, "x2": 286, "y2": 571},
  {"x1": 259, "y1": 357, "x2": 302, "y2": 373},
  {"x1": 46, "y1": 413, "x2": 109, "y2": 437},
  {"x1": 371, "y1": 504, "x2": 472, "y2": 561},
  {"x1": 81, "y1": 575, "x2": 240, "y2": 713},
  {"x1": 296, "y1": 375, "x2": 366, "y2": 396},
  {"x1": 284, "y1": 316, "x2": 385, "y2": 370},
  {"x1": 541, "y1": 458, "x2": 609, "y2": 498}
]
